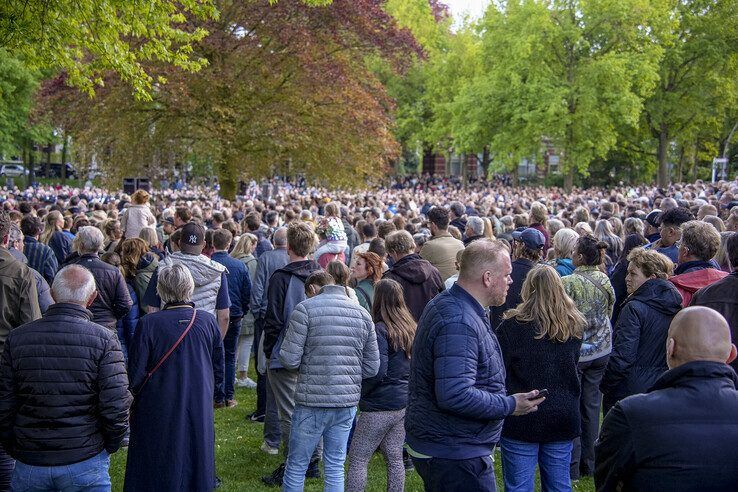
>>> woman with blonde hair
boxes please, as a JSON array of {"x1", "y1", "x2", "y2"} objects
[
  {"x1": 347, "y1": 279, "x2": 416, "y2": 492},
  {"x1": 497, "y1": 265, "x2": 586, "y2": 491},
  {"x1": 121, "y1": 189, "x2": 156, "y2": 239},
  {"x1": 231, "y1": 232, "x2": 259, "y2": 388},
  {"x1": 594, "y1": 219, "x2": 623, "y2": 272},
  {"x1": 102, "y1": 219, "x2": 122, "y2": 253},
  {"x1": 550, "y1": 228, "x2": 579, "y2": 276},
  {"x1": 119, "y1": 237, "x2": 158, "y2": 306},
  {"x1": 714, "y1": 231, "x2": 734, "y2": 272},
  {"x1": 41, "y1": 210, "x2": 72, "y2": 264}
]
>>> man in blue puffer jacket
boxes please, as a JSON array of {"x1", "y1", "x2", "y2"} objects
[{"x1": 406, "y1": 239, "x2": 545, "y2": 491}]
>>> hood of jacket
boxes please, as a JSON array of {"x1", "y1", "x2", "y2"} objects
[
  {"x1": 555, "y1": 258, "x2": 575, "y2": 275},
  {"x1": 277, "y1": 259, "x2": 321, "y2": 283},
  {"x1": 161, "y1": 251, "x2": 225, "y2": 288},
  {"x1": 137, "y1": 252, "x2": 157, "y2": 272},
  {"x1": 389, "y1": 254, "x2": 436, "y2": 285},
  {"x1": 628, "y1": 278, "x2": 682, "y2": 316},
  {"x1": 670, "y1": 268, "x2": 729, "y2": 295}
]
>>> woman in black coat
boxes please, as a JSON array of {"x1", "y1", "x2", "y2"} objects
[
  {"x1": 601, "y1": 247, "x2": 682, "y2": 415},
  {"x1": 497, "y1": 265, "x2": 586, "y2": 492}
]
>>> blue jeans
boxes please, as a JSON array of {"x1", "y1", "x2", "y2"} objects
[
  {"x1": 215, "y1": 317, "x2": 241, "y2": 402},
  {"x1": 283, "y1": 405, "x2": 356, "y2": 492},
  {"x1": 11, "y1": 451, "x2": 111, "y2": 492},
  {"x1": 501, "y1": 438, "x2": 573, "y2": 492}
]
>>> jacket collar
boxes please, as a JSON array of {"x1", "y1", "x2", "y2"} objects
[
  {"x1": 649, "y1": 360, "x2": 737, "y2": 392},
  {"x1": 574, "y1": 265, "x2": 600, "y2": 274},
  {"x1": 449, "y1": 283, "x2": 487, "y2": 318},
  {"x1": 319, "y1": 285, "x2": 349, "y2": 296},
  {"x1": 394, "y1": 253, "x2": 421, "y2": 267},
  {"x1": 23, "y1": 237, "x2": 38, "y2": 244},
  {"x1": 44, "y1": 303, "x2": 94, "y2": 321},
  {"x1": 675, "y1": 260, "x2": 714, "y2": 275}
]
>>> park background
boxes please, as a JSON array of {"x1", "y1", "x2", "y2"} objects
[{"x1": 2, "y1": 0, "x2": 738, "y2": 199}]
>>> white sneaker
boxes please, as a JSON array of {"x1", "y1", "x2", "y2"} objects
[
  {"x1": 236, "y1": 377, "x2": 257, "y2": 389},
  {"x1": 260, "y1": 442, "x2": 279, "y2": 455}
]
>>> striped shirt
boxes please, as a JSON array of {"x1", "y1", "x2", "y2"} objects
[{"x1": 23, "y1": 237, "x2": 58, "y2": 285}]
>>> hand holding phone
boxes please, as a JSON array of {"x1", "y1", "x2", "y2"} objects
[{"x1": 528, "y1": 389, "x2": 548, "y2": 400}]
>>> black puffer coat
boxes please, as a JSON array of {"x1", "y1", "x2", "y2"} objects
[
  {"x1": 600, "y1": 278, "x2": 681, "y2": 408},
  {"x1": 0, "y1": 303, "x2": 131, "y2": 466}
]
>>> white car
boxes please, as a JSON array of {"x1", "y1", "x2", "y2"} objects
[{"x1": 0, "y1": 164, "x2": 27, "y2": 178}]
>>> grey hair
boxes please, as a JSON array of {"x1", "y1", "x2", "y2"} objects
[
  {"x1": 553, "y1": 228, "x2": 580, "y2": 259},
  {"x1": 76, "y1": 226, "x2": 104, "y2": 254},
  {"x1": 466, "y1": 216, "x2": 485, "y2": 236},
  {"x1": 52, "y1": 265, "x2": 96, "y2": 305},
  {"x1": 157, "y1": 263, "x2": 195, "y2": 304},
  {"x1": 273, "y1": 227, "x2": 288, "y2": 247}
]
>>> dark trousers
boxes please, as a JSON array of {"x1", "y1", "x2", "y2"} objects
[
  {"x1": 413, "y1": 455, "x2": 496, "y2": 492},
  {"x1": 215, "y1": 317, "x2": 242, "y2": 402},
  {"x1": 254, "y1": 318, "x2": 266, "y2": 416},
  {"x1": 571, "y1": 354, "x2": 609, "y2": 479}
]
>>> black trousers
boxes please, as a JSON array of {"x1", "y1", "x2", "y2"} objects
[
  {"x1": 413, "y1": 455, "x2": 496, "y2": 492},
  {"x1": 254, "y1": 317, "x2": 266, "y2": 416},
  {"x1": 571, "y1": 354, "x2": 609, "y2": 479}
]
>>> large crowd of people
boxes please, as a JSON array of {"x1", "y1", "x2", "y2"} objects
[{"x1": 0, "y1": 173, "x2": 738, "y2": 491}]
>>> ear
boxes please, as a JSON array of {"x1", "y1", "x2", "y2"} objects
[
  {"x1": 666, "y1": 337, "x2": 675, "y2": 360},
  {"x1": 86, "y1": 290, "x2": 98, "y2": 308},
  {"x1": 727, "y1": 344, "x2": 738, "y2": 365}
]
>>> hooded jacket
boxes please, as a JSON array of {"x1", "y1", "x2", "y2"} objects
[
  {"x1": 158, "y1": 252, "x2": 227, "y2": 316},
  {"x1": 691, "y1": 271, "x2": 738, "y2": 373},
  {"x1": 249, "y1": 248, "x2": 289, "y2": 320},
  {"x1": 600, "y1": 279, "x2": 682, "y2": 405},
  {"x1": 133, "y1": 252, "x2": 158, "y2": 307},
  {"x1": 383, "y1": 253, "x2": 443, "y2": 322},
  {"x1": 263, "y1": 259, "x2": 322, "y2": 369},
  {"x1": 669, "y1": 262, "x2": 728, "y2": 307},
  {"x1": 554, "y1": 258, "x2": 575, "y2": 277},
  {"x1": 595, "y1": 361, "x2": 738, "y2": 492}
]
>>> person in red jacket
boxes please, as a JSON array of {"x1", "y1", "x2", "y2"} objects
[{"x1": 669, "y1": 220, "x2": 727, "y2": 306}]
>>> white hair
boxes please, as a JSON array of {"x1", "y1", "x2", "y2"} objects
[
  {"x1": 76, "y1": 226, "x2": 104, "y2": 254},
  {"x1": 553, "y1": 228, "x2": 580, "y2": 259},
  {"x1": 157, "y1": 263, "x2": 195, "y2": 304},
  {"x1": 51, "y1": 265, "x2": 97, "y2": 305},
  {"x1": 466, "y1": 216, "x2": 485, "y2": 236}
]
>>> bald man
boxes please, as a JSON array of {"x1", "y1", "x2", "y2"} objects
[{"x1": 595, "y1": 307, "x2": 738, "y2": 492}]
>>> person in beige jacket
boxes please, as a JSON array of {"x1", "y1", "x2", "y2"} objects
[
  {"x1": 120, "y1": 189, "x2": 156, "y2": 239},
  {"x1": 420, "y1": 207, "x2": 465, "y2": 282}
]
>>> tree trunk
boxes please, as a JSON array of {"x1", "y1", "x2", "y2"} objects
[
  {"x1": 676, "y1": 146, "x2": 685, "y2": 183},
  {"x1": 60, "y1": 134, "x2": 68, "y2": 184},
  {"x1": 657, "y1": 124, "x2": 670, "y2": 188},
  {"x1": 692, "y1": 141, "x2": 699, "y2": 181},
  {"x1": 482, "y1": 146, "x2": 491, "y2": 179},
  {"x1": 511, "y1": 166, "x2": 519, "y2": 186},
  {"x1": 44, "y1": 144, "x2": 51, "y2": 179},
  {"x1": 28, "y1": 143, "x2": 35, "y2": 184},
  {"x1": 563, "y1": 167, "x2": 574, "y2": 191}
]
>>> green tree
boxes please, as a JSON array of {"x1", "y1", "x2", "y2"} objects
[
  {"x1": 641, "y1": 0, "x2": 738, "y2": 187},
  {"x1": 452, "y1": 0, "x2": 665, "y2": 189}
]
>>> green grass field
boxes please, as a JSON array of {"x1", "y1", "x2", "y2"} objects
[{"x1": 109, "y1": 384, "x2": 595, "y2": 491}]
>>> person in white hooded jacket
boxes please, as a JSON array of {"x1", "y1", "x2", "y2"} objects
[{"x1": 121, "y1": 189, "x2": 156, "y2": 239}]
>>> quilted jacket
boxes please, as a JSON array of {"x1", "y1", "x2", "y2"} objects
[{"x1": 279, "y1": 285, "x2": 379, "y2": 407}]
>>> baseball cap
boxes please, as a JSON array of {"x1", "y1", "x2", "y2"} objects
[
  {"x1": 162, "y1": 216, "x2": 175, "y2": 226},
  {"x1": 179, "y1": 222, "x2": 205, "y2": 254},
  {"x1": 511, "y1": 228, "x2": 545, "y2": 250},
  {"x1": 645, "y1": 209, "x2": 662, "y2": 228}
]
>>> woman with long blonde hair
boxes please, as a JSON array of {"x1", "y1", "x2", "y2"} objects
[
  {"x1": 41, "y1": 210, "x2": 72, "y2": 264},
  {"x1": 347, "y1": 279, "x2": 416, "y2": 492},
  {"x1": 497, "y1": 265, "x2": 586, "y2": 491},
  {"x1": 230, "y1": 232, "x2": 259, "y2": 388}
]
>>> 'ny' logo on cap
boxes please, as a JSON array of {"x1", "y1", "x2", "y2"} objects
[{"x1": 189, "y1": 235, "x2": 198, "y2": 243}]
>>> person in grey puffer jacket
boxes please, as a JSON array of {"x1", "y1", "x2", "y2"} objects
[{"x1": 279, "y1": 271, "x2": 379, "y2": 492}]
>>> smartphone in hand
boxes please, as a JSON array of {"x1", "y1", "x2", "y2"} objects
[{"x1": 529, "y1": 389, "x2": 548, "y2": 400}]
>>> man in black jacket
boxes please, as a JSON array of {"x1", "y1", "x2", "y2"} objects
[
  {"x1": 691, "y1": 232, "x2": 738, "y2": 373},
  {"x1": 64, "y1": 226, "x2": 132, "y2": 330},
  {"x1": 595, "y1": 306, "x2": 738, "y2": 491},
  {"x1": 0, "y1": 265, "x2": 131, "y2": 490}
]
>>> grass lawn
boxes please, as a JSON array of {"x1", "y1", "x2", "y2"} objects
[{"x1": 109, "y1": 384, "x2": 595, "y2": 491}]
